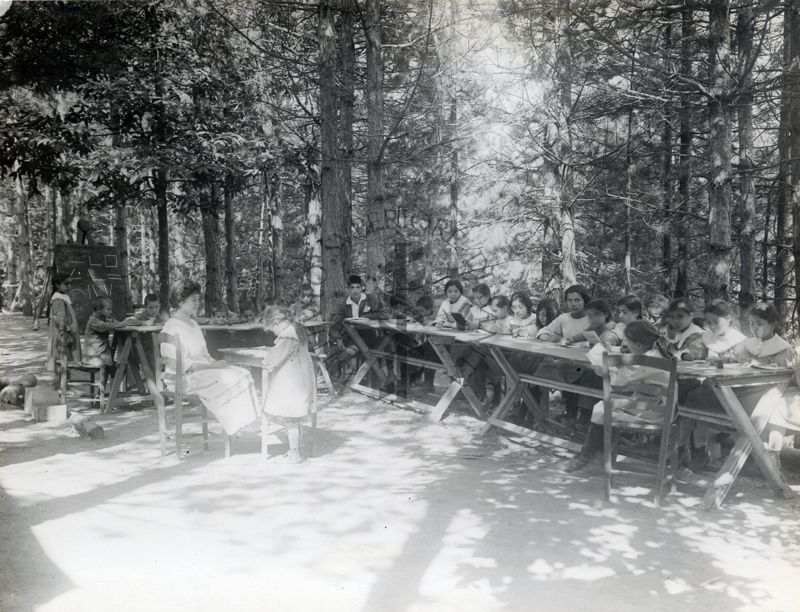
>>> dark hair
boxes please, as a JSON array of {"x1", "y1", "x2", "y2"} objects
[
  {"x1": 144, "y1": 293, "x2": 159, "y2": 306},
  {"x1": 492, "y1": 295, "x2": 511, "y2": 313},
  {"x1": 564, "y1": 284, "x2": 591, "y2": 307},
  {"x1": 617, "y1": 294, "x2": 643, "y2": 318},
  {"x1": 748, "y1": 302, "x2": 782, "y2": 332},
  {"x1": 52, "y1": 273, "x2": 71, "y2": 291},
  {"x1": 586, "y1": 298, "x2": 612, "y2": 322},
  {"x1": 472, "y1": 283, "x2": 491, "y2": 298},
  {"x1": 301, "y1": 284, "x2": 313, "y2": 293},
  {"x1": 169, "y1": 279, "x2": 202, "y2": 308},
  {"x1": 624, "y1": 319, "x2": 660, "y2": 347},
  {"x1": 535, "y1": 298, "x2": 561, "y2": 328},
  {"x1": 704, "y1": 299, "x2": 733, "y2": 319},
  {"x1": 667, "y1": 297, "x2": 694, "y2": 315},
  {"x1": 93, "y1": 295, "x2": 112, "y2": 311},
  {"x1": 647, "y1": 294, "x2": 670, "y2": 309},
  {"x1": 510, "y1": 291, "x2": 534, "y2": 317},
  {"x1": 416, "y1": 295, "x2": 433, "y2": 310},
  {"x1": 347, "y1": 274, "x2": 363, "y2": 286},
  {"x1": 444, "y1": 279, "x2": 464, "y2": 295}
]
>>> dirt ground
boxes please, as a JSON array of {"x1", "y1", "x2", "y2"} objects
[{"x1": 1, "y1": 313, "x2": 800, "y2": 612}]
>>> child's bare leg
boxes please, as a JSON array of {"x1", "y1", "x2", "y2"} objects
[{"x1": 287, "y1": 424, "x2": 301, "y2": 460}]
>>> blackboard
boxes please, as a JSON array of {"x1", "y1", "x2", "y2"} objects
[{"x1": 53, "y1": 245, "x2": 127, "y2": 331}]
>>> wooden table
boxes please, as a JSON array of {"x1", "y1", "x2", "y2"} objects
[
  {"x1": 342, "y1": 318, "x2": 489, "y2": 421},
  {"x1": 479, "y1": 334, "x2": 796, "y2": 509}
]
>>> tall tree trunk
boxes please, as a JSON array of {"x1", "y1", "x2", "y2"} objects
[
  {"x1": 223, "y1": 177, "x2": 239, "y2": 313},
  {"x1": 366, "y1": 0, "x2": 386, "y2": 292},
  {"x1": 557, "y1": 3, "x2": 576, "y2": 286},
  {"x1": 257, "y1": 169, "x2": 274, "y2": 309},
  {"x1": 776, "y1": 5, "x2": 792, "y2": 312},
  {"x1": 736, "y1": 0, "x2": 757, "y2": 314},
  {"x1": 675, "y1": 0, "x2": 694, "y2": 298},
  {"x1": 154, "y1": 169, "x2": 170, "y2": 310},
  {"x1": 448, "y1": 99, "x2": 459, "y2": 279},
  {"x1": 57, "y1": 187, "x2": 72, "y2": 243},
  {"x1": 13, "y1": 173, "x2": 34, "y2": 316},
  {"x1": 304, "y1": 166, "x2": 324, "y2": 316},
  {"x1": 788, "y1": 0, "x2": 800, "y2": 328},
  {"x1": 338, "y1": 0, "x2": 355, "y2": 278},
  {"x1": 139, "y1": 208, "x2": 148, "y2": 301},
  {"x1": 704, "y1": 0, "x2": 733, "y2": 303},
  {"x1": 319, "y1": 1, "x2": 346, "y2": 314},
  {"x1": 661, "y1": 4, "x2": 674, "y2": 294},
  {"x1": 154, "y1": 65, "x2": 170, "y2": 310},
  {"x1": 202, "y1": 180, "x2": 225, "y2": 315},
  {"x1": 45, "y1": 184, "x2": 57, "y2": 268},
  {"x1": 623, "y1": 49, "x2": 637, "y2": 293},
  {"x1": 270, "y1": 172, "x2": 285, "y2": 305},
  {"x1": 111, "y1": 104, "x2": 132, "y2": 310}
]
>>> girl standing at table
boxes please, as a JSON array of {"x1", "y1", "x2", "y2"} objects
[
  {"x1": 508, "y1": 291, "x2": 539, "y2": 338},
  {"x1": 261, "y1": 305, "x2": 317, "y2": 463},
  {"x1": 46, "y1": 273, "x2": 81, "y2": 388},
  {"x1": 565, "y1": 320, "x2": 671, "y2": 473},
  {"x1": 536, "y1": 285, "x2": 592, "y2": 343},
  {"x1": 161, "y1": 280, "x2": 258, "y2": 436},
  {"x1": 434, "y1": 279, "x2": 472, "y2": 328},
  {"x1": 659, "y1": 298, "x2": 707, "y2": 361}
]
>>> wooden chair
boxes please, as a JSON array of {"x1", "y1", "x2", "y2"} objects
[
  {"x1": 600, "y1": 352, "x2": 679, "y2": 506},
  {"x1": 156, "y1": 332, "x2": 231, "y2": 459},
  {"x1": 58, "y1": 332, "x2": 108, "y2": 411}
]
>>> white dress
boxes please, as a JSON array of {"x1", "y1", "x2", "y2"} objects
[{"x1": 161, "y1": 317, "x2": 258, "y2": 435}]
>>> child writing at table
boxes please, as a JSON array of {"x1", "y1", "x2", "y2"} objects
[
  {"x1": 467, "y1": 284, "x2": 494, "y2": 327},
  {"x1": 535, "y1": 297, "x2": 561, "y2": 331},
  {"x1": 658, "y1": 297, "x2": 707, "y2": 361},
  {"x1": 536, "y1": 284, "x2": 592, "y2": 343},
  {"x1": 565, "y1": 320, "x2": 671, "y2": 473},
  {"x1": 434, "y1": 279, "x2": 472, "y2": 328},
  {"x1": 508, "y1": 291, "x2": 538, "y2": 338},
  {"x1": 614, "y1": 294, "x2": 644, "y2": 350},
  {"x1": 84, "y1": 296, "x2": 122, "y2": 369},
  {"x1": 121, "y1": 293, "x2": 168, "y2": 326},
  {"x1": 677, "y1": 299, "x2": 748, "y2": 471},
  {"x1": 563, "y1": 299, "x2": 619, "y2": 347},
  {"x1": 480, "y1": 296, "x2": 511, "y2": 334},
  {"x1": 261, "y1": 305, "x2": 317, "y2": 464}
]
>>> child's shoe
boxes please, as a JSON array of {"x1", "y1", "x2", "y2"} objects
[{"x1": 272, "y1": 450, "x2": 303, "y2": 464}]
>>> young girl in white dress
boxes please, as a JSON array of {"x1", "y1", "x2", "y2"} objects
[{"x1": 261, "y1": 305, "x2": 317, "y2": 463}]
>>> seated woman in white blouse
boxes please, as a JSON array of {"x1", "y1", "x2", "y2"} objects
[{"x1": 160, "y1": 280, "x2": 258, "y2": 436}]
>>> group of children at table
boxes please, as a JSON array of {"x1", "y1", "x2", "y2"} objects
[
  {"x1": 46, "y1": 272, "x2": 167, "y2": 384},
  {"x1": 384, "y1": 277, "x2": 798, "y2": 476}
]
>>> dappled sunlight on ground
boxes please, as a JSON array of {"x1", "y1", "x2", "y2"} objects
[{"x1": 1, "y1": 314, "x2": 800, "y2": 612}]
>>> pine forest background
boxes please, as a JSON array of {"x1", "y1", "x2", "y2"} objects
[{"x1": 1, "y1": 0, "x2": 800, "y2": 336}]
